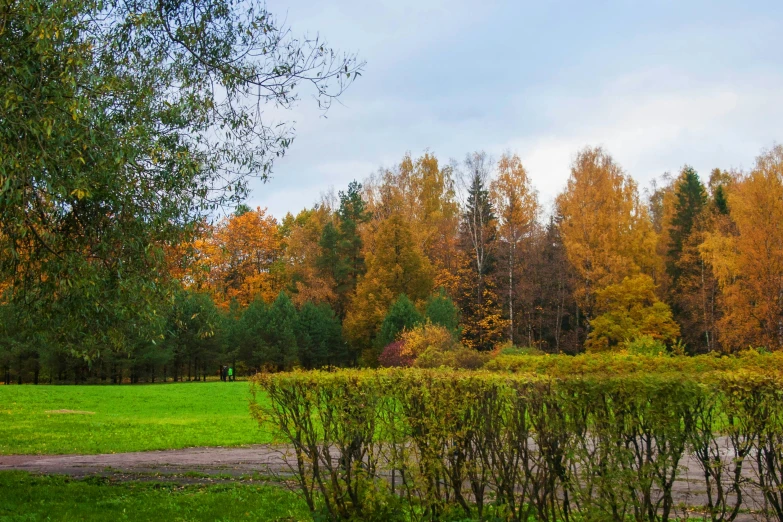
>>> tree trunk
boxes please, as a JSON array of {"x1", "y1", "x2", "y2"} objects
[{"x1": 509, "y1": 243, "x2": 514, "y2": 344}]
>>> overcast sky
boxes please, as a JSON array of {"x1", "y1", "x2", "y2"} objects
[{"x1": 244, "y1": 0, "x2": 783, "y2": 218}]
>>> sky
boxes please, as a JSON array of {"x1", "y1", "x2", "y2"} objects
[{"x1": 244, "y1": 0, "x2": 783, "y2": 218}]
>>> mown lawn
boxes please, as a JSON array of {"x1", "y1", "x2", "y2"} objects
[
  {"x1": 0, "y1": 382, "x2": 273, "y2": 455},
  {"x1": 0, "y1": 471, "x2": 308, "y2": 521}
]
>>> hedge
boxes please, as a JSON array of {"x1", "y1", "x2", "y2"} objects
[
  {"x1": 251, "y1": 367, "x2": 783, "y2": 521},
  {"x1": 483, "y1": 351, "x2": 783, "y2": 377}
]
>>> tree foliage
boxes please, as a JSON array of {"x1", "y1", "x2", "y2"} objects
[
  {"x1": 556, "y1": 147, "x2": 658, "y2": 321},
  {"x1": 587, "y1": 275, "x2": 680, "y2": 352},
  {"x1": 0, "y1": 0, "x2": 362, "y2": 359}
]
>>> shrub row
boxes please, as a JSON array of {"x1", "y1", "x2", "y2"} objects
[
  {"x1": 252, "y1": 368, "x2": 783, "y2": 522},
  {"x1": 483, "y1": 350, "x2": 783, "y2": 377}
]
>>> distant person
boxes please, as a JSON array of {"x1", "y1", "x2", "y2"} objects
[{"x1": 228, "y1": 367, "x2": 234, "y2": 382}]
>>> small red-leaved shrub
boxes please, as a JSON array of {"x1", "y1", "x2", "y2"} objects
[{"x1": 378, "y1": 340, "x2": 413, "y2": 367}]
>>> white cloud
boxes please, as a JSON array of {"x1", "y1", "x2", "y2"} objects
[
  {"x1": 500, "y1": 69, "x2": 783, "y2": 209},
  {"x1": 239, "y1": 2, "x2": 783, "y2": 219}
]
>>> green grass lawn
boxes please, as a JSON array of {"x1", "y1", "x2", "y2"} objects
[
  {"x1": 0, "y1": 382, "x2": 273, "y2": 455},
  {"x1": 0, "y1": 471, "x2": 308, "y2": 521}
]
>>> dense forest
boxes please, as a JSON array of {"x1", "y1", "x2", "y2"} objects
[{"x1": 3, "y1": 144, "x2": 783, "y2": 384}]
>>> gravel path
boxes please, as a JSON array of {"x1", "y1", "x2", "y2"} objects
[
  {"x1": 0, "y1": 445, "x2": 776, "y2": 520},
  {"x1": 0, "y1": 445, "x2": 293, "y2": 478}
]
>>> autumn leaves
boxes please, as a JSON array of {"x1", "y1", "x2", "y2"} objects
[{"x1": 175, "y1": 143, "x2": 783, "y2": 359}]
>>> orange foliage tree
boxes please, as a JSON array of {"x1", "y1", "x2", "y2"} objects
[
  {"x1": 702, "y1": 145, "x2": 783, "y2": 350},
  {"x1": 194, "y1": 207, "x2": 283, "y2": 308},
  {"x1": 490, "y1": 153, "x2": 539, "y2": 343},
  {"x1": 556, "y1": 147, "x2": 659, "y2": 322}
]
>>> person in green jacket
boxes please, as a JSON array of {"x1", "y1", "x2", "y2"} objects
[{"x1": 227, "y1": 367, "x2": 234, "y2": 382}]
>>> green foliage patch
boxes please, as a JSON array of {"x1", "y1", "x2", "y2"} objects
[
  {"x1": 483, "y1": 349, "x2": 783, "y2": 376},
  {"x1": 253, "y1": 367, "x2": 783, "y2": 521},
  {"x1": 0, "y1": 471, "x2": 308, "y2": 521},
  {"x1": 0, "y1": 382, "x2": 271, "y2": 455}
]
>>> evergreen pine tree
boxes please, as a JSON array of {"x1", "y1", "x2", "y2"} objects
[
  {"x1": 457, "y1": 153, "x2": 506, "y2": 351},
  {"x1": 425, "y1": 288, "x2": 460, "y2": 335},
  {"x1": 376, "y1": 295, "x2": 423, "y2": 349},
  {"x1": 667, "y1": 166, "x2": 707, "y2": 284},
  {"x1": 296, "y1": 301, "x2": 344, "y2": 369},
  {"x1": 337, "y1": 181, "x2": 370, "y2": 293},
  {"x1": 265, "y1": 292, "x2": 299, "y2": 371}
]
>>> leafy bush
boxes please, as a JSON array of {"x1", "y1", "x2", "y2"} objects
[
  {"x1": 252, "y1": 366, "x2": 783, "y2": 521},
  {"x1": 398, "y1": 323, "x2": 456, "y2": 358},
  {"x1": 493, "y1": 341, "x2": 545, "y2": 356},
  {"x1": 414, "y1": 345, "x2": 488, "y2": 370},
  {"x1": 483, "y1": 350, "x2": 783, "y2": 377},
  {"x1": 395, "y1": 322, "x2": 487, "y2": 369},
  {"x1": 378, "y1": 341, "x2": 413, "y2": 368},
  {"x1": 625, "y1": 334, "x2": 669, "y2": 356}
]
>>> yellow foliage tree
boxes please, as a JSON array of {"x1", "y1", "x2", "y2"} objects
[
  {"x1": 701, "y1": 145, "x2": 783, "y2": 350},
  {"x1": 343, "y1": 214, "x2": 434, "y2": 354},
  {"x1": 586, "y1": 274, "x2": 680, "y2": 352},
  {"x1": 364, "y1": 152, "x2": 461, "y2": 295},
  {"x1": 556, "y1": 147, "x2": 659, "y2": 321},
  {"x1": 490, "y1": 153, "x2": 539, "y2": 342}
]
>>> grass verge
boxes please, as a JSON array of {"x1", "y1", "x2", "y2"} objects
[{"x1": 0, "y1": 471, "x2": 308, "y2": 521}]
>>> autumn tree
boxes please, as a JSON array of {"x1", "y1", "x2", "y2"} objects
[
  {"x1": 556, "y1": 147, "x2": 658, "y2": 324},
  {"x1": 364, "y1": 152, "x2": 461, "y2": 293},
  {"x1": 586, "y1": 275, "x2": 680, "y2": 352},
  {"x1": 457, "y1": 152, "x2": 507, "y2": 351},
  {"x1": 283, "y1": 206, "x2": 338, "y2": 306},
  {"x1": 343, "y1": 214, "x2": 433, "y2": 359},
  {"x1": 199, "y1": 207, "x2": 283, "y2": 307},
  {"x1": 0, "y1": 0, "x2": 362, "y2": 360},
  {"x1": 490, "y1": 153, "x2": 539, "y2": 343},
  {"x1": 702, "y1": 146, "x2": 783, "y2": 350}
]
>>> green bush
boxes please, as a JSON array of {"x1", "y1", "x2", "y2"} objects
[
  {"x1": 483, "y1": 350, "x2": 783, "y2": 377},
  {"x1": 494, "y1": 342, "x2": 545, "y2": 357},
  {"x1": 625, "y1": 334, "x2": 669, "y2": 356},
  {"x1": 414, "y1": 344, "x2": 488, "y2": 370},
  {"x1": 252, "y1": 366, "x2": 783, "y2": 521}
]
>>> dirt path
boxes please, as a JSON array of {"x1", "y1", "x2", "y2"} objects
[
  {"x1": 0, "y1": 446, "x2": 774, "y2": 520},
  {"x1": 0, "y1": 445, "x2": 293, "y2": 479}
]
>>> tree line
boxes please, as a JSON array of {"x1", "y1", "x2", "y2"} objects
[
  {"x1": 5, "y1": 143, "x2": 783, "y2": 383},
  {"x1": 2, "y1": 1, "x2": 782, "y2": 384}
]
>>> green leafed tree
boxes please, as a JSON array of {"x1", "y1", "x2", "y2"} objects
[
  {"x1": 0, "y1": 0, "x2": 363, "y2": 360},
  {"x1": 296, "y1": 302, "x2": 345, "y2": 369},
  {"x1": 425, "y1": 288, "x2": 460, "y2": 335},
  {"x1": 376, "y1": 294, "x2": 424, "y2": 351}
]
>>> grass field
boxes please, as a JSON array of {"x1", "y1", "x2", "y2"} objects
[
  {"x1": 0, "y1": 471, "x2": 308, "y2": 521},
  {"x1": 0, "y1": 382, "x2": 273, "y2": 455}
]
